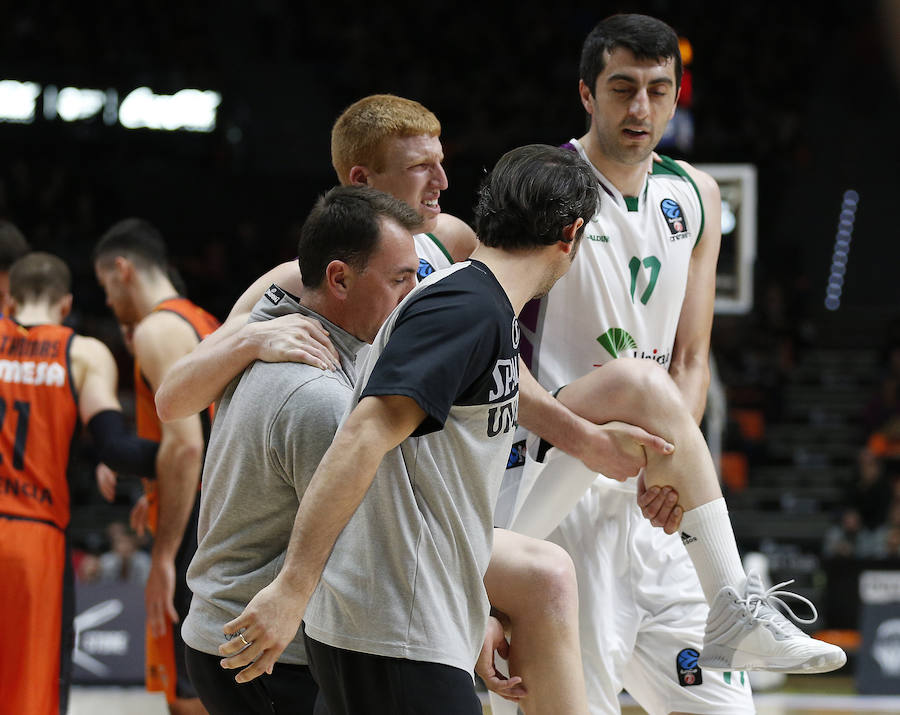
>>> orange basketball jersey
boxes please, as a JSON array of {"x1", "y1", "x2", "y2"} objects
[
  {"x1": 0, "y1": 319, "x2": 78, "y2": 530},
  {"x1": 133, "y1": 298, "x2": 219, "y2": 534},
  {"x1": 135, "y1": 297, "x2": 219, "y2": 442},
  {"x1": 132, "y1": 297, "x2": 219, "y2": 704}
]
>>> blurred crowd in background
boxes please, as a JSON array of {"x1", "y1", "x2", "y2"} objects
[
  {"x1": 824, "y1": 344, "x2": 900, "y2": 560},
  {"x1": 0, "y1": 1, "x2": 898, "y2": 585}
]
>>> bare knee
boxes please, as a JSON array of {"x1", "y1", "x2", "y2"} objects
[
  {"x1": 605, "y1": 359, "x2": 683, "y2": 410},
  {"x1": 512, "y1": 540, "x2": 578, "y2": 624},
  {"x1": 488, "y1": 531, "x2": 580, "y2": 626},
  {"x1": 562, "y1": 358, "x2": 687, "y2": 425}
]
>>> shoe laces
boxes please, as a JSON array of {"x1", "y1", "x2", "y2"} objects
[{"x1": 745, "y1": 579, "x2": 818, "y2": 627}]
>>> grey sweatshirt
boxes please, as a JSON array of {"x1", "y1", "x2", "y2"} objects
[{"x1": 182, "y1": 286, "x2": 364, "y2": 664}]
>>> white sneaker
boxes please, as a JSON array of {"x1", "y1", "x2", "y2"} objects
[{"x1": 699, "y1": 571, "x2": 847, "y2": 673}]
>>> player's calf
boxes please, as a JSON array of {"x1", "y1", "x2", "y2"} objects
[{"x1": 486, "y1": 530, "x2": 587, "y2": 715}]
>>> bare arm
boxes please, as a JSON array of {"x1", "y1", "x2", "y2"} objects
[
  {"x1": 155, "y1": 261, "x2": 339, "y2": 422},
  {"x1": 70, "y1": 336, "x2": 159, "y2": 487},
  {"x1": 435, "y1": 213, "x2": 479, "y2": 262},
  {"x1": 134, "y1": 312, "x2": 207, "y2": 636},
  {"x1": 669, "y1": 163, "x2": 722, "y2": 423},
  {"x1": 218, "y1": 394, "x2": 426, "y2": 682},
  {"x1": 69, "y1": 335, "x2": 123, "y2": 422}
]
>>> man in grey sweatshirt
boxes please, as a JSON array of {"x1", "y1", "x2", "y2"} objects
[{"x1": 180, "y1": 186, "x2": 422, "y2": 715}]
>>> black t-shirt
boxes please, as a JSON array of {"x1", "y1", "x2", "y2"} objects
[
  {"x1": 361, "y1": 259, "x2": 520, "y2": 437},
  {"x1": 305, "y1": 259, "x2": 521, "y2": 672}
]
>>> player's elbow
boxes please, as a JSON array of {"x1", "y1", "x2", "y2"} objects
[
  {"x1": 671, "y1": 354, "x2": 711, "y2": 391},
  {"x1": 162, "y1": 433, "x2": 205, "y2": 472},
  {"x1": 154, "y1": 389, "x2": 176, "y2": 423},
  {"x1": 154, "y1": 370, "x2": 207, "y2": 422},
  {"x1": 670, "y1": 356, "x2": 711, "y2": 421},
  {"x1": 177, "y1": 439, "x2": 205, "y2": 465},
  {"x1": 154, "y1": 381, "x2": 194, "y2": 423}
]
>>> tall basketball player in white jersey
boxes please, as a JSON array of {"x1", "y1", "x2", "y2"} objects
[{"x1": 492, "y1": 13, "x2": 844, "y2": 715}]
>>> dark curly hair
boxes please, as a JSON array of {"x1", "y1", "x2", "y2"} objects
[{"x1": 474, "y1": 144, "x2": 598, "y2": 250}]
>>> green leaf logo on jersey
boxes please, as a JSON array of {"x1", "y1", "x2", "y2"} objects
[{"x1": 597, "y1": 328, "x2": 637, "y2": 359}]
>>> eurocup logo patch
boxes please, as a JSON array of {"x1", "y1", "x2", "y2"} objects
[
  {"x1": 676, "y1": 648, "x2": 703, "y2": 686},
  {"x1": 511, "y1": 318, "x2": 520, "y2": 350},
  {"x1": 507, "y1": 439, "x2": 526, "y2": 469},
  {"x1": 660, "y1": 198, "x2": 688, "y2": 237},
  {"x1": 417, "y1": 258, "x2": 436, "y2": 282}
]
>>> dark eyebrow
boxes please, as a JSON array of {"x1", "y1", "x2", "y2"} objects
[{"x1": 607, "y1": 73, "x2": 674, "y2": 87}]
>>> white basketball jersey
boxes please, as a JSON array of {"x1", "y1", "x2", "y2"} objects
[
  {"x1": 522, "y1": 138, "x2": 705, "y2": 390},
  {"x1": 414, "y1": 232, "x2": 453, "y2": 280}
]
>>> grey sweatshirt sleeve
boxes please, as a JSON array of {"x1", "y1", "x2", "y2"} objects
[{"x1": 267, "y1": 372, "x2": 351, "y2": 501}]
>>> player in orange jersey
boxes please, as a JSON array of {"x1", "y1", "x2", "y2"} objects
[
  {"x1": 94, "y1": 219, "x2": 219, "y2": 715},
  {"x1": 0, "y1": 252, "x2": 159, "y2": 714}
]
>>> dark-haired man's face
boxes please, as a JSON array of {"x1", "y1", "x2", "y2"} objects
[
  {"x1": 344, "y1": 218, "x2": 419, "y2": 343},
  {"x1": 95, "y1": 260, "x2": 142, "y2": 326},
  {"x1": 581, "y1": 47, "x2": 679, "y2": 165}
]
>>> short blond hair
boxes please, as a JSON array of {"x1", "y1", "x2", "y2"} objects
[{"x1": 331, "y1": 94, "x2": 441, "y2": 183}]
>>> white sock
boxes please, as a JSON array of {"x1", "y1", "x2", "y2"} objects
[{"x1": 679, "y1": 497, "x2": 747, "y2": 603}]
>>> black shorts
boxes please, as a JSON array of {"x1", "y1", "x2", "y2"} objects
[
  {"x1": 185, "y1": 646, "x2": 323, "y2": 715},
  {"x1": 304, "y1": 629, "x2": 481, "y2": 715}
]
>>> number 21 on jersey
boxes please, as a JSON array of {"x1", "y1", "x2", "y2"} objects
[{"x1": 0, "y1": 397, "x2": 30, "y2": 469}]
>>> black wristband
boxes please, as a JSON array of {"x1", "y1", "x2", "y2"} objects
[{"x1": 86, "y1": 409, "x2": 158, "y2": 478}]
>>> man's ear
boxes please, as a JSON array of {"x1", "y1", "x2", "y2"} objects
[
  {"x1": 325, "y1": 260, "x2": 354, "y2": 298},
  {"x1": 348, "y1": 165, "x2": 371, "y2": 187},
  {"x1": 578, "y1": 79, "x2": 595, "y2": 116},
  {"x1": 669, "y1": 85, "x2": 682, "y2": 121},
  {"x1": 58, "y1": 293, "x2": 73, "y2": 320},
  {"x1": 560, "y1": 217, "x2": 585, "y2": 252},
  {"x1": 113, "y1": 255, "x2": 135, "y2": 282}
]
